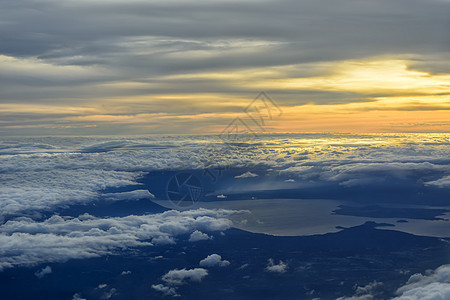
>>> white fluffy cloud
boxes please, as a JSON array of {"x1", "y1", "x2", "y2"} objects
[
  {"x1": 199, "y1": 254, "x2": 230, "y2": 267},
  {"x1": 161, "y1": 268, "x2": 209, "y2": 286},
  {"x1": 0, "y1": 208, "x2": 238, "y2": 271},
  {"x1": 153, "y1": 268, "x2": 209, "y2": 297},
  {"x1": 188, "y1": 230, "x2": 212, "y2": 242},
  {"x1": 393, "y1": 264, "x2": 450, "y2": 299},
  {"x1": 265, "y1": 258, "x2": 288, "y2": 273}
]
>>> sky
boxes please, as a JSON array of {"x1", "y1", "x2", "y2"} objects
[{"x1": 1, "y1": 0, "x2": 450, "y2": 135}]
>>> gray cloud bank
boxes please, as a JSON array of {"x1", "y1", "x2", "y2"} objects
[
  {"x1": 1, "y1": 0, "x2": 450, "y2": 134},
  {"x1": 2, "y1": 0, "x2": 448, "y2": 71}
]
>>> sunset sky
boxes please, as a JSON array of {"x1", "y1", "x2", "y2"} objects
[{"x1": 1, "y1": 0, "x2": 449, "y2": 135}]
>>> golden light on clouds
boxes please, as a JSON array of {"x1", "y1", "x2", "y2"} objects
[
  {"x1": 0, "y1": 104, "x2": 98, "y2": 115},
  {"x1": 275, "y1": 103, "x2": 450, "y2": 133},
  {"x1": 273, "y1": 59, "x2": 450, "y2": 95},
  {"x1": 1, "y1": 0, "x2": 449, "y2": 136},
  {"x1": 155, "y1": 58, "x2": 450, "y2": 133},
  {"x1": 1, "y1": 55, "x2": 449, "y2": 134},
  {"x1": 161, "y1": 58, "x2": 450, "y2": 95}
]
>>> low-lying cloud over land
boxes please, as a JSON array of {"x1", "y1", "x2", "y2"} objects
[
  {"x1": 0, "y1": 209, "x2": 237, "y2": 270},
  {"x1": 153, "y1": 268, "x2": 209, "y2": 297}
]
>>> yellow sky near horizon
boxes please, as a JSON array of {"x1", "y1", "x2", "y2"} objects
[{"x1": 1, "y1": 56, "x2": 449, "y2": 134}]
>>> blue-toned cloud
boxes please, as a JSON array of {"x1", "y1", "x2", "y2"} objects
[
  {"x1": 0, "y1": 169, "x2": 144, "y2": 219},
  {"x1": 265, "y1": 258, "x2": 288, "y2": 273},
  {"x1": 103, "y1": 190, "x2": 155, "y2": 201},
  {"x1": 151, "y1": 284, "x2": 179, "y2": 297},
  {"x1": 72, "y1": 294, "x2": 86, "y2": 300},
  {"x1": 199, "y1": 254, "x2": 230, "y2": 267},
  {"x1": 1, "y1": 134, "x2": 449, "y2": 219},
  {"x1": 425, "y1": 176, "x2": 450, "y2": 188},
  {"x1": 189, "y1": 230, "x2": 212, "y2": 242},
  {"x1": 161, "y1": 268, "x2": 209, "y2": 286},
  {"x1": 34, "y1": 265, "x2": 52, "y2": 279},
  {"x1": 337, "y1": 281, "x2": 383, "y2": 300},
  {"x1": 235, "y1": 171, "x2": 259, "y2": 179},
  {"x1": 153, "y1": 267, "x2": 209, "y2": 297},
  {"x1": 101, "y1": 288, "x2": 117, "y2": 300}
]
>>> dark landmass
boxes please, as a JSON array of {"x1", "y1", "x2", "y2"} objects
[{"x1": 0, "y1": 222, "x2": 448, "y2": 300}]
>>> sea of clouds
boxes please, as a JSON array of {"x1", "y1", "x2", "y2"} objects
[
  {"x1": 0, "y1": 133, "x2": 449, "y2": 298},
  {"x1": 1, "y1": 134, "x2": 449, "y2": 218}
]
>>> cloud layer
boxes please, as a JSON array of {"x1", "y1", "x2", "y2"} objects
[
  {"x1": 1, "y1": 0, "x2": 449, "y2": 134},
  {"x1": 1, "y1": 134, "x2": 449, "y2": 218},
  {"x1": 0, "y1": 208, "x2": 237, "y2": 270},
  {"x1": 265, "y1": 258, "x2": 288, "y2": 273},
  {"x1": 393, "y1": 265, "x2": 450, "y2": 300}
]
